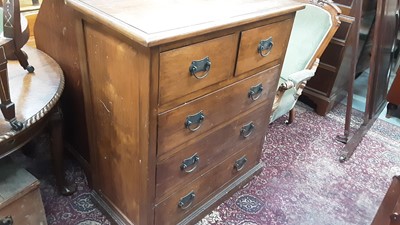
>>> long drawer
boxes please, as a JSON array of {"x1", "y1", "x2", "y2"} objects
[
  {"x1": 156, "y1": 102, "x2": 269, "y2": 201},
  {"x1": 154, "y1": 141, "x2": 262, "y2": 225},
  {"x1": 158, "y1": 65, "x2": 280, "y2": 157}
]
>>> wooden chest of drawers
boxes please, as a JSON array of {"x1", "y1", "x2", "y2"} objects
[{"x1": 36, "y1": 0, "x2": 304, "y2": 224}]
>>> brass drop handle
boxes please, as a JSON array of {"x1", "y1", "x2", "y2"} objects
[
  {"x1": 258, "y1": 37, "x2": 274, "y2": 57},
  {"x1": 248, "y1": 83, "x2": 263, "y2": 101},
  {"x1": 178, "y1": 191, "x2": 196, "y2": 210},
  {"x1": 234, "y1": 156, "x2": 248, "y2": 171},
  {"x1": 189, "y1": 56, "x2": 211, "y2": 79},
  {"x1": 180, "y1": 154, "x2": 200, "y2": 173},
  {"x1": 240, "y1": 122, "x2": 255, "y2": 138},
  {"x1": 185, "y1": 111, "x2": 205, "y2": 132},
  {"x1": 0, "y1": 216, "x2": 13, "y2": 225}
]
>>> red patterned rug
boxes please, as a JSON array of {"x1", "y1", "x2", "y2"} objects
[{"x1": 13, "y1": 103, "x2": 400, "y2": 225}]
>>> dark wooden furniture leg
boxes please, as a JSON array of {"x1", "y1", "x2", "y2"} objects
[
  {"x1": 0, "y1": 46, "x2": 23, "y2": 131},
  {"x1": 285, "y1": 109, "x2": 295, "y2": 125},
  {"x1": 49, "y1": 105, "x2": 76, "y2": 196},
  {"x1": 13, "y1": 50, "x2": 34, "y2": 73},
  {"x1": 386, "y1": 66, "x2": 400, "y2": 118},
  {"x1": 387, "y1": 103, "x2": 399, "y2": 118}
]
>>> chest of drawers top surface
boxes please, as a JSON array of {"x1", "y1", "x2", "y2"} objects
[{"x1": 66, "y1": 0, "x2": 304, "y2": 46}]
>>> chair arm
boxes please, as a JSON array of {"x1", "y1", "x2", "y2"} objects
[
  {"x1": 287, "y1": 69, "x2": 315, "y2": 88},
  {"x1": 287, "y1": 58, "x2": 320, "y2": 88}
]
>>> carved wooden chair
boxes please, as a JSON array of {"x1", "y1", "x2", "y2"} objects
[
  {"x1": 269, "y1": 0, "x2": 341, "y2": 124},
  {"x1": 0, "y1": 0, "x2": 35, "y2": 131}
]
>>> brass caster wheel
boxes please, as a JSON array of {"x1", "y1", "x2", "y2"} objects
[
  {"x1": 26, "y1": 65, "x2": 35, "y2": 73},
  {"x1": 339, "y1": 155, "x2": 347, "y2": 163}
]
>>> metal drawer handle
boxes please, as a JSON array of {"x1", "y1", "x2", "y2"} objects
[
  {"x1": 181, "y1": 154, "x2": 200, "y2": 173},
  {"x1": 178, "y1": 191, "x2": 196, "y2": 210},
  {"x1": 234, "y1": 156, "x2": 248, "y2": 171},
  {"x1": 185, "y1": 111, "x2": 205, "y2": 132},
  {"x1": 0, "y1": 216, "x2": 13, "y2": 225},
  {"x1": 248, "y1": 83, "x2": 263, "y2": 101},
  {"x1": 258, "y1": 37, "x2": 274, "y2": 57},
  {"x1": 240, "y1": 122, "x2": 255, "y2": 138},
  {"x1": 189, "y1": 56, "x2": 211, "y2": 79}
]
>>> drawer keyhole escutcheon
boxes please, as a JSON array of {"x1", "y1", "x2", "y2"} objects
[
  {"x1": 189, "y1": 56, "x2": 211, "y2": 79},
  {"x1": 185, "y1": 111, "x2": 205, "y2": 132},
  {"x1": 258, "y1": 37, "x2": 274, "y2": 57},
  {"x1": 181, "y1": 153, "x2": 200, "y2": 173},
  {"x1": 240, "y1": 122, "x2": 255, "y2": 138},
  {"x1": 178, "y1": 191, "x2": 196, "y2": 210},
  {"x1": 248, "y1": 83, "x2": 263, "y2": 101},
  {"x1": 0, "y1": 216, "x2": 13, "y2": 225},
  {"x1": 234, "y1": 156, "x2": 248, "y2": 171}
]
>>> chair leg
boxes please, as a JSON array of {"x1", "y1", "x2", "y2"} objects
[
  {"x1": 14, "y1": 50, "x2": 35, "y2": 73},
  {"x1": 49, "y1": 105, "x2": 76, "y2": 196},
  {"x1": 285, "y1": 108, "x2": 295, "y2": 125},
  {"x1": 0, "y1": 49, "x2": 23, "y2": 131}
]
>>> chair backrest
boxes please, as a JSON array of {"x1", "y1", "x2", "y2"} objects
[
  {"x1": 0, "y1": 0, "x2": 30, "y2": 54},
  {"x1": 280, "y1": 0, "x2": 341, "y2": 80}
]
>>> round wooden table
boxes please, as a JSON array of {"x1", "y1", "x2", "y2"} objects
[{"x1": 0, "y1": 46, "x2": 75, "y2": 195}]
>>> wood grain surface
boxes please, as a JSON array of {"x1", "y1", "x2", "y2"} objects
[{"x1": 65, "y1": 0, "x2": 304, "y2": 46}]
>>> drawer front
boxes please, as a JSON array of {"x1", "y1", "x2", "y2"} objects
[
  {"x1": 236, "y1": 19, "x2": 293, "y2": 76},
  {"x1": 156, "y1": 103, "x2": 269, "y2": 201},
  {"x1": 158, "y1": 65, "x2": 280, "y2": 157},
  {"x1": 159, "y1": 34, "x2": 238, "y2": 105},
  {"x1": 155, "y1": 142, "x2": 261, "y2": 225}
]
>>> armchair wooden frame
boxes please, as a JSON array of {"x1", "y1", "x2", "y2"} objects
[{"x1": 270, "y1": 0, "x2": 341, "y2": 124}]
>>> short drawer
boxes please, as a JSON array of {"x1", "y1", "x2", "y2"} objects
[
  {"x1": 236, "y1": 19, "x2": 293, "y2": 76},
  {"x1": 154, "y1": 141, "x2": 261, "y2": 225},
  {"x1": 159, "y1": 34, "x2": 238, "y2": 105},
  {"x1": 156, "y1": 103, "x2": 269, "y2": 201},
  {"x1": 158, "y1": 65, "x2": 280, "y2": 157}
]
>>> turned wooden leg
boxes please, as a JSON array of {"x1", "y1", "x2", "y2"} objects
[
  {"x1": 0, "y1": 46, "x2": 23, "y2": 131},
  {"x1": 13, "y1": 50, "x2": 35, "y2": 73},
  {"x1": 49, "y1": 105, "x2": 76, "y2": 196},
  {"x1": 285, "y1": 108, "x2": 295, "y2": 125}
]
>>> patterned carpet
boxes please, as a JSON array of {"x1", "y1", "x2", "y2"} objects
[{"x1": 12, "y1": 103, "x2": 400, "y2": 225}]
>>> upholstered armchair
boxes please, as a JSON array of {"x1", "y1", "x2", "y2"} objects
[{"x1": 270, "y1": 0, "x2": 341, "y2": 124}]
